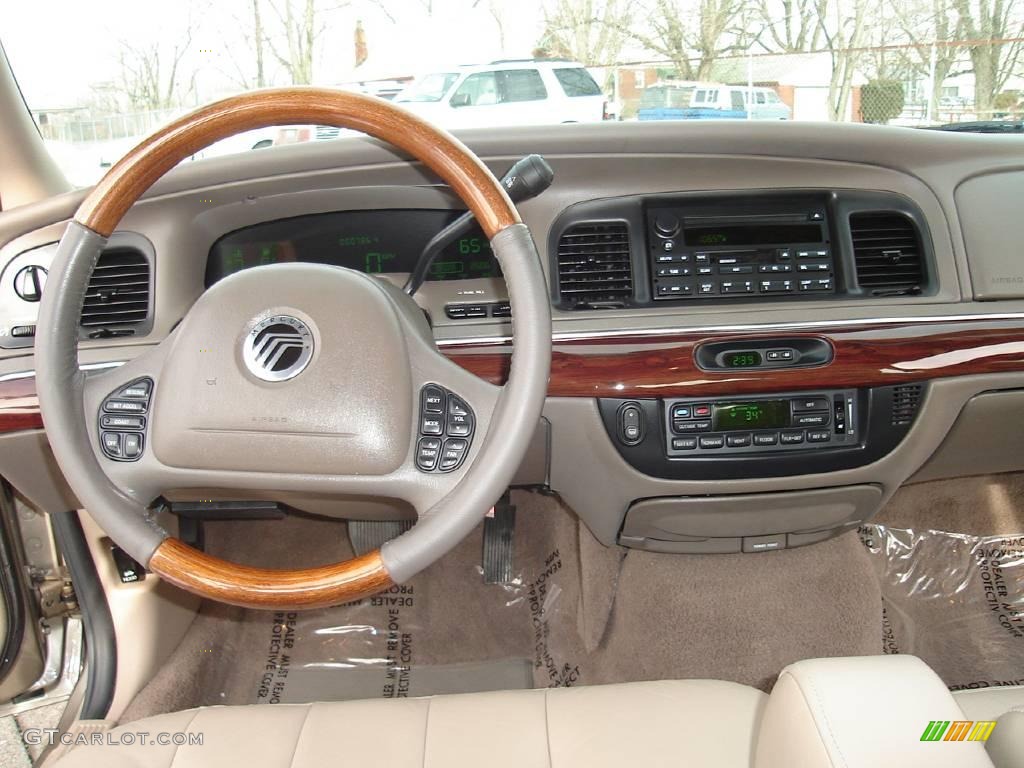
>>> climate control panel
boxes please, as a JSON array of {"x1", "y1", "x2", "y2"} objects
[{"x1": 663, "y1": 390, "x2": 857, "y2": 457}]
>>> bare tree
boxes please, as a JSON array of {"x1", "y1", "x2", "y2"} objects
[
  {"x1": 539, "y1": 0, "x2": 635, "y2": 65},
  {"x1": 116, "y1": 28, "x2": 197, "y2": 111},
  {"x1": 814, "y1": 0, "x2": 870, "y2": 120},
  {"x1": 624, "y1": 0, "x2": 756, "y2": 80},
  {"x1": 753, "y1": 0, "x2": 824, "y2": 51},
  {"x1": 892, "y1": 0, "x2": 962, "y2": 120},
  {"x1": 954, "y1": 0, "x2": 1024, "y2": 115},
  {"x1": 264, "y1": 0, "x2": 352, "y2": 85}
]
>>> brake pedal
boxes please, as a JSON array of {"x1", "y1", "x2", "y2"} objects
[
  {"x1": 483, "y1": 493, "x2": 516, "y2": 584},
  {"x1": 348, "y1": 520, "x2": 413, "y2": 556}
]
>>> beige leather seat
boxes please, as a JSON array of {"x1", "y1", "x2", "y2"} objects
[
  {"x1": 51, "y1": 679, "x2": 767, "y2": 768},
  {"x1": 51, "y1": 656, "x2": 1024, "y2": 768},
  {"x1": 954, "y1": 685, "x2": 1024, "y2": 768}
]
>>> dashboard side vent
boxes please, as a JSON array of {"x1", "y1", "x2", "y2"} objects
[
  {"x1": 556, "y1": 222, "x2": 633, "y2": 309},
  {"x1": 80, "y1": 247, "x2": 151, "y2": 328},
  {"x1": 850, "y1": 212, "x2": 925, "y2": 296},
  {"x1": 891, "y1": 384, "x2": 924, "y2": 426}
]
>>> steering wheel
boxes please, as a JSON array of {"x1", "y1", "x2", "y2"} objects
[{"x1": 35, "y1": 88, "x2": 551, "y2": 609}]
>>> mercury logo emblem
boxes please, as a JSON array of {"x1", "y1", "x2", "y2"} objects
[{"x1": 242, "y1": 315, "x2": 314, "y2": 382}]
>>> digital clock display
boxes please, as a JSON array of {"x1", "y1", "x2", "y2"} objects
[
  {"x1": 724, "y1": 351, "x2": 762, "y2": 367},
  {"x1": 712, "y1": 400, "x2": 791, "y2": 431}
]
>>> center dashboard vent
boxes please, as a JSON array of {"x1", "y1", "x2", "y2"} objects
[
  {"x1": 555, "y1": 222, "x2": 633, "y2": 309},
  {"x1": 80, "y1": 247, "x2": 151, "y2": 329},
  {"x1": 850, "y1": 212, "x2": 925, "y2": 296}
]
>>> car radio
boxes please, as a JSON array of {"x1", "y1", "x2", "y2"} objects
[
  {"x1": 660, "y1": 390, "x2": 857, "y2": 456},
  {"x1": 647, "y1": 201, "x2": 835, "y2": 300}
]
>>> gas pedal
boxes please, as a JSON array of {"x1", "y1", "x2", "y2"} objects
[{"x1": 482, "y1": 492, "x2": 516, "y2": 584}]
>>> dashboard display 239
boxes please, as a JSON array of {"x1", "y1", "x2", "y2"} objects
[{"x1": 206, "y1": 209, "x2": 500, "y2": 286}]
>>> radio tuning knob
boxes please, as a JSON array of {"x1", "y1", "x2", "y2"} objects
[{"x1": 654, "y1": 214, "x2": 680, "y2": 238}]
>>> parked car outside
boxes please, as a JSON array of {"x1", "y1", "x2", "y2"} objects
[
  {"x1": 394, "y1": 59, "x2": 607, "y2": 128},
  {"x1": 638, "y1": 82, "x2": 791, "y2": 121}
]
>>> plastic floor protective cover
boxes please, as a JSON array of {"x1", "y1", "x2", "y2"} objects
[{"x1": 860, "y1": 523, "x2": 1024, "y2": 691}]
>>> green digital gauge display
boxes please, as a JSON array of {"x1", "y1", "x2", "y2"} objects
[
  {"x1": 712, "y1": 401, "x2": 791, "y2": 431},
  {"x1": 724, "y1": 351, "x2": 762, "y2": 367}
]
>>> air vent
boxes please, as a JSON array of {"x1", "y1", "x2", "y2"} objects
[
  {"x1": 850, "y1": 212, "x2": 925, "y2": 296},
  {"x1": 891, "y1": 384, "x2": 924, "y2": 426},
  {"x1": 556, "y1": 222, "x2": 633, "y2": 309},
  {"x1": 80, "y1": 248, "x2": 151, "y2": 328}
]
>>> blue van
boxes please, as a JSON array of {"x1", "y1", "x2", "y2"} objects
[{"x1": 638, "y1": 83, "x2": 791, "y2": 121}]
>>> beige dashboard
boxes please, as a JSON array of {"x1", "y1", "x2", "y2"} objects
[{"x1": 1, "y1": 121, "x2": 1024, "y2": 553}]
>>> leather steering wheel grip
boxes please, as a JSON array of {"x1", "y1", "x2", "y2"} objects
[{"x1": 35, "y1": 88, "x2": 551, "y2": 609}]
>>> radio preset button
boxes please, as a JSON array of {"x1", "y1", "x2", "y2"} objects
[
  {"x1": 726, "y1": 434, "x2": 752, "y2": 447},
  {"x1": 753, "y1": 432, "x2": 779, "y2": 446},
  {"x1": 759, "y1": 279, "x2": 794, "y2": 293},
  {"x1": 671, "y1": 437, "x2": 698, "y2": 450},
  {"x1": 780, "y1": 431, "x2": 805, "y2": 445},
  {"x1": 797, "y1": 262, "x2": 830, "y2": 272},
  {"x1": 698, "y1": 435, "x2": 725, "y2": 449},
  {"x1": 799, "y1": 278, "x2": 833, "y2": 292},
  {"x1": 807, "y1": 430, "x2": 831, "y2": 443},
  {"x1": 720, "y1": 280, "x2": 754, "y2": 294}
]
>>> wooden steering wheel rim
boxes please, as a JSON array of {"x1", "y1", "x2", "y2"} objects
[{"x1": 76, "y1": 87, "x2": 522, "y2": 609}]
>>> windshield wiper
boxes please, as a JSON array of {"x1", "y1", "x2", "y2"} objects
[{"x1": 923, "y1": 120, "x2": 1023, "y2": 134}]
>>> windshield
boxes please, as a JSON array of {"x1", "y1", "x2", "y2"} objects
[
  {"x1": 4, "y1": 1, "x2": 1023, "y2": 186},
  {"x1": 395, "y1": 72, "x2": 459, "y2": 103}
]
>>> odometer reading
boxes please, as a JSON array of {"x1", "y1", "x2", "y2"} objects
[
  {"x1": 724, "y1": 351, "x2": 762, "y2": 368},
  {"x1": 712, "y1": 400, "x2": 791, "y2": 431}
]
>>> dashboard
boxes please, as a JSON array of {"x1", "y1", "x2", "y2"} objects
[
  {"x1": 1, "y1": 120, "x2": 1024, "y2": 558},
  {"x1": 205, "y1": 209, "x2": 499, "y2": 286}
]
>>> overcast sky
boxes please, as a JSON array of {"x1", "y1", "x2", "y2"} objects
[{"x1": 3, "y1": 0, "x2": 550, "y2": 108}]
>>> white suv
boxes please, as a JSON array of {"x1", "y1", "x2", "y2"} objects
[{"x1": 394, "y1": 60, "x2": 607, "y2": 129}]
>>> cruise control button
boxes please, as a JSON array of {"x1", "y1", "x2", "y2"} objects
[
  {"x1": 780, "y1": 431, "x2": 805, "y2": 445},
  {"x1": 422, "y1": 385, "x2": 445, "y2": 414},
  {"x1": 671, "y1": 437, "x2": 698, "y2": 450},
  {"x1": 416, "y1": 437, "x2": 442, "y2": 471},
  {"x1": 100, "y1": 415, "x2": 145, "y2": 430},
  {"x1": 753, "y1": 432, "x2": 779, "y2": 446},
  {"x1": 122, "y1": 433, "x2": 143, "y2": 459},
  {"x1": 439, "y1": 438, "x2": 469, "y2": 470},
  {"x1": 726, "y1": 433, "x2": 752, "y2": 447},
  {"x1": 101, "y1": 432, "x2": 122, "y2": 457},
  {"x1": 807, "y1": 430, "x2": 831, "y2": 443},
  {"x1": 103, "y1": 399, "x2": 146, "y2": 414},
  {"x1": 420, "y1": 415, "x2": 443, "y2": 436},
  {"x1": 118, "y1": 381, "x2": 152, "y2": 399},
  {"x1": 698, "y1": 434, "x2": 725, "y2": 449}
]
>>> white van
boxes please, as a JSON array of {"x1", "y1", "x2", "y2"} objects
[
  {"x1": 638, "y1": 82, "x2": 791, "y2": 121},
  {"x1": 395, "y1": 60, "x2": 607, "y2": 129}
]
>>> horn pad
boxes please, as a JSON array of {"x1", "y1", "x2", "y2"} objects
[{"x1": 151, "y1": 264, "x2": 413, "y2": 475}]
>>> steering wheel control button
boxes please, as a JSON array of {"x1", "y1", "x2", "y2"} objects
[
  {"x1": 422, "y1": 386, "x2": 445, "y2": 414},
  {"x1": 118, "y1": 381, "x2": 152, "y2": 399},
  {"x1": 99, "y1": 377, "x2": 153, "y2": 462},
  {"x1": 416, "y1": 384, "x2": 476, "y2": 472},
  {"x1": 242, "y1": 314, "x2": 314, "y2": 382},
  {"x1": 101, "y1": 432, "x2": 123, "y2": 457},
  {"x1": 415, "y1": 437, "x2": 442, "y2": 471},
  {"x1": 100, "y1": 414, "x2": 145, "y2": 430},
  {"x1": 103, "y1": 399, "x2": 146, "y2": 414},
  {"x1": 439, "y1": 439, "x2": 469, "y2": 471},
  {"x1": 122, "y1": 433, "x2": 143, "y2": 459},
  {"x1": 420, "y1": 415, "x2": 443, "y2": 436}
]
